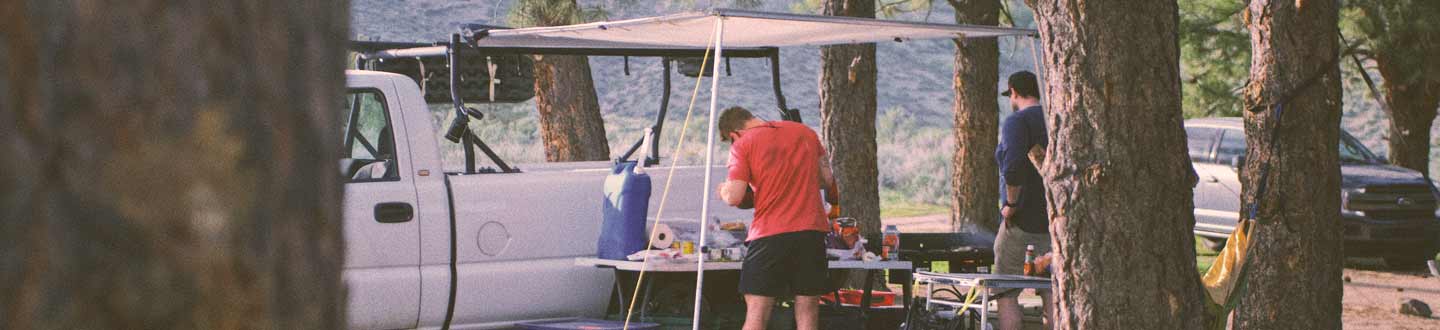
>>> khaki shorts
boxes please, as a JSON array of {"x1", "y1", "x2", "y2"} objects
[{"x1": 992, "y1": 225, "x2": 1052, "y2": 275}]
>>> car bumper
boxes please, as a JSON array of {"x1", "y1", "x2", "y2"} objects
[{"x1": 1341, "y1": 215, "x2": 1439, "y2": 257}]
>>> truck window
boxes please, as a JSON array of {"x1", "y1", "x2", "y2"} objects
[
  {"x1": 1186, "y1": 126, "x2": 1219, "y2": 163},
  {"x1": 341, "y1": 89, "x2": 400, "y2": 182},
  {"x1": 1215, "y1": 129, "x2": 1246, "y2": 164}
]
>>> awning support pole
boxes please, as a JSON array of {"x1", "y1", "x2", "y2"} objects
[{"x1": 691, "y1": 16, "x2": 724, "y2": 330}]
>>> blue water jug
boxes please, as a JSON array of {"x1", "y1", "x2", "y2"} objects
[{"x1": 598, "y1": 161, "x2": 652, "y2": 260}]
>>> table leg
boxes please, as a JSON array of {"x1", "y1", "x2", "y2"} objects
[
  {"x1": 924, "y1": 281, "x2": 933, "y2": 311},
  {"x1": 640, "y1": 273, "x2": 654, "y2": 322},
  {"x1": 901, "y1": 270, "x2": 912, "y2": 312},
  {"x1": 613, "y1": 270, "x2": 629, "y2": 320},
  {"x1": 860, "y1": 269, "x2": 875, "y2": 323},
  {"x1": 901, "y1": 271, "x2": 914, "y2": 330},
  {"x1": 979, "y1": 287, "x2": 990, "y2": 330}
]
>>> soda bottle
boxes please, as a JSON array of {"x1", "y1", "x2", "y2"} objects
[
  {"x1": 883, "y1": 225, "x2": 901, "y2": 261},
  {"x1": 1023, "y1": 244, "x2": 1036, "y2": 276}
]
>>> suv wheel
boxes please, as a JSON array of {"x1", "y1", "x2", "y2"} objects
[
  {"x1": 1200, "y1": 237, "x2": 1227, "y2": 251},
  {"x1": 1383, "y1": 255, "x2": 1427, "y2": 271}
]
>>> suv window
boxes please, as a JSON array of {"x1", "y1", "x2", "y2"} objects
[
  {"x1": 341, "y1": 89, "x2": 399, "y2": 182},
  {"x1": 1215, "y1": 129, "x2": 1246, "y2": 164},
  {"x1": 1186, "y1": 126, "x2": 1219, "y2": 163}
]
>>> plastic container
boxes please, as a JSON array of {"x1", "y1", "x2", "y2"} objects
[
  {"x1": 820, "y1": 289, "x2": 898, "y2": 306},
  {"x1": 598, "y1": 161, "x2": 652, "y2": 260},
  {"x1": 515, "y1": 318, "x2": 659, "y2": 330},
  {"x1": 883, "y1": 225, "x2": 901, "y2": 260}
]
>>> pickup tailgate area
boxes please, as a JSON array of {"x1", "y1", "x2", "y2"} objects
[{"x1": 442, "y1": 162, "x2": 746, "y2": 326}]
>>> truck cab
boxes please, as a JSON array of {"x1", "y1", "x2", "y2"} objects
[
  {"x1": 1185, "y1": 117, "x2": 1440, "y2": 269},
  {"x1": 339, "y1": 70, "x2": 740, "y2": 329}
]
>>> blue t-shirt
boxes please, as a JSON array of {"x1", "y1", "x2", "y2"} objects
[{"x1": 995, "y1": 105, "x2": 1049, "y2": 234}]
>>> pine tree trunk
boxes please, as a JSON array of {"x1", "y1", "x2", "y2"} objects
[
  {"x1": 533, "y1": 54, "x2": 611, "y2": 162},
  {"x1": 947, "y1": 0, "x2": 1002, "y2": 234},
  {"x1": 1236, "y1": 0, "x2": 1344, "y2": 328},
  {"x1": 522, "y1": 0, "x2": 611, "y2": 162},
  {"x1": 820, "y1": 0, "x2": 882, "y2": 236},
  {"x1": 1029, "y1": 0, "x2": 1208, "y2": 328},
  {"x1": 0, "y1": 0, "x2": 348, "y2": 329},
  {"x1": 1376, "y1": 52, "x2": 1440, "y2": 176}
]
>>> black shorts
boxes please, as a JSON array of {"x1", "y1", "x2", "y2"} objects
[{"x1": 739, "y1": 230, "x2": 829, "y2": 297}]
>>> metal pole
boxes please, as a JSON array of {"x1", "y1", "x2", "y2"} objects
[
  {"x1": 691, "y1": 16, "x2": 724, "y2": 330},
  {"x1": 1028, "y1": 36, "x2": 1045, "y2": 102}
]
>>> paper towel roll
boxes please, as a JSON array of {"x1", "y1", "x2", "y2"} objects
[{"x1": 651, "y1": 224, "x2": 676, "y2": 249}]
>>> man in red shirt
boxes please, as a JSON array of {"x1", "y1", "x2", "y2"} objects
[{"x1": 716, "y1": 107, "x2": 838, "y2": 330}]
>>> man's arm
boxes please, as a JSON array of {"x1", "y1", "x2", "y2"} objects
[
  {"x1": 999, "y1": 117, "x2": 1029, "y2": 225},
  {"x1": 719, "y1": 180, "x2": 750, "y2": 207}
]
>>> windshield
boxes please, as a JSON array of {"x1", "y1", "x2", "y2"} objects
[
  {"x1": 1211, "y1": 127, "x2": 1378, "y2": 164},
  {"x1": 1339, "y1": 132, "x2": 1378, "y2": 164}
]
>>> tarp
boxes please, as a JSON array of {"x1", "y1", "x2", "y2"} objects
[{"x1": 477, "y1": 8, "x2": 1036, "y2": 50}]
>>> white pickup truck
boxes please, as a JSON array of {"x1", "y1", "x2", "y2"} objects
[{"x1": 340, "y1": 70, "x2": 739, "y2": 329}]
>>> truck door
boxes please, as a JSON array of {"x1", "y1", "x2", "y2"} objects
[
  {"x1": 1192, "y1": 125, "x2": 1238, "y2": 236},
  {"x1": 341, "y1": 86, "x2": 422, "y2": 329},
  {"x1": 1192, "y1": 127, "x2": 1243, "y2": 235}
]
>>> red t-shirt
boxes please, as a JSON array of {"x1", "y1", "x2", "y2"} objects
[{"x1": 727, "y1": 121, "x2": 829, "y2": 241}]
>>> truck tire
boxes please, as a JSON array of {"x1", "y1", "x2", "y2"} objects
[
  {"x1": 1200, "y1": 237, "x2": 1227, "y2": 252},
  {"x1": 1384, "y1": 255, "x2": 1427, "y2": 271}
]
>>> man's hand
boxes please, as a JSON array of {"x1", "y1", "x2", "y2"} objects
[
  {"x1": 1001, "y1": 205, "x2": 1017, "y2": 228},
  {"x1": 718, "y1": 180, "x2": 750, "y2": 207}
]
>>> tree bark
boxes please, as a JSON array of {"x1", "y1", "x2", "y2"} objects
[
  {"x1": 947, "y1": 0, "x2": 1002, "y2": 234},
  {"x1": 1384, "y1": 89, "x2": 1438, "y2": 175},
  {"x1": 533, "y1": 54, "x2": 611, "y2": 162},
  {"x1": 1368, "y1": 1, "x2": 1440, "y2": 176},
  {"x1": 820, "y1": 0, "x2": 882, "y2": 236},
  {"x1": 1029, "y1": 0, "x2": 1209, "y2": 328},
  {"x1": 1236, "y1": 0, "x2": 1344, "y2": 328},
  {"x1": 520, "y1": 0, "x2": 611, "y2": 162},
  {"x1": 0, "y1": 0, "x2": 348, "y2": 329}
]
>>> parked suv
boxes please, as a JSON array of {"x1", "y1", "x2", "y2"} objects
[{"x1": 1186, "y1": 117, "x2": 1440, "y2": 269}]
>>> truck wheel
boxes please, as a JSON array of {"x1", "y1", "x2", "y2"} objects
[
  {"x1": 1384, "y1": 255, "x2": 1426, "y2": 271},
  {"x1": 1200, "y1": 237, "x2": 1227, "y2": 252}
]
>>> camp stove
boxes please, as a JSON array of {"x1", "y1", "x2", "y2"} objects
[{"x1": 891, "y1": 233, "x2": 995, "y2": 284}]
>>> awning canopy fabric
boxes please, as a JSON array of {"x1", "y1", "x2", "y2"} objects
[{"x1": 476, "y1": 8, "x2": 1036, "y2": 50}]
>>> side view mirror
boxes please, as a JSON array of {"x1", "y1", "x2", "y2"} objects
[{"x1": 1230, "y1": 155, "x2": 1245, "y2": 173}]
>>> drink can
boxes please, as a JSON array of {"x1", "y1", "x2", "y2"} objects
[{"x1": 682, "y1": 241, "x2": 695, "y2": 255}]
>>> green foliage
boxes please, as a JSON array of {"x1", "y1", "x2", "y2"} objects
[
  {"x1": 789, "y1": 0, "x2": 824, "y2": 14},
  {"x1": 508, "y1": 0, "x2": 612, "y2": 27},
  {"x1": 1195, "y1": 236, "x2": 1219, "y2": 274},
  {"x1": 1341, "y1": 0, "x2": 1440, "y2": 96},
  {"x1": 880, "y1": 190, "x2": 949, "y2": 218},
  {"x1": 878, "y1": 0, "x2": 934, "y2": 19},
  {"x1": 1178, "y1": 0, "x2": 1249, "y2": 118}
]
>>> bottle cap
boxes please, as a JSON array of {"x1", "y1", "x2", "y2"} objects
[{"x1": 1026, "y1": 244, "x2": 1035, "y2": 250}]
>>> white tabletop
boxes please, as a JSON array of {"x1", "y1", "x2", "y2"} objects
[
  {"x1": 576, "y1": 257, "x2": 912, "y2": 272},
  {"x1": 913, "y1": 271, "x2": 1052, "y2": 289}
]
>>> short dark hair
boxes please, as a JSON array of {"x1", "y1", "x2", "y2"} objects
[
  {"x1": 719, "y1": 106, "x2": 754, "y2": 143},
  {"x1": 1001, "y1": 71, "x2": 1040, "y2": 99}
]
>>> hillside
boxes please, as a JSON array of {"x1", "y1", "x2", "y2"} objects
[{"x1": 351, "y1": 0, "x2": 1434, "y2": 208}]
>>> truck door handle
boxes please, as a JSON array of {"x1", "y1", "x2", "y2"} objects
[
  {"x1": 1205, "y1": 176, "x2": 1219, "y2": 183},
  {"x1": 375, "y1": 202, "x2": 414, "y2": 223}
]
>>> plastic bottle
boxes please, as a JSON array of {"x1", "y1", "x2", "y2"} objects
[
  {"x1": 1023, "y1": 244, "x2": 1036, "y2": 276},
  {"x1": 883, "y1": 225, "x2": 901, "y2": 261}
]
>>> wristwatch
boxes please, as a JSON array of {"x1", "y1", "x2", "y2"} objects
[{"x1": 1002, "y1": 201, "x2": 1019, "y2": 208}]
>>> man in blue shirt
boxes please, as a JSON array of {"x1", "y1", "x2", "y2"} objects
[{"x1": 993, "y1": 71, "x2": 1052, "y2": 330}]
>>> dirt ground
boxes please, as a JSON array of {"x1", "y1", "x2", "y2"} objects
[
  {"x1": 1338, "y1": 260, "x2": 1440, "y2": 329},
  {"x1": 884, "y1": 215, "x2": 1440, "y2": 329}
]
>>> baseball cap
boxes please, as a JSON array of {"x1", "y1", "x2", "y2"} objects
[{"x1": 1001, "y1": 71, "x2": 1039, "y2": 98}]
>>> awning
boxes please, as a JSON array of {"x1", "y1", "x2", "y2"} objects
[{"x1": 476, "y1": 8, "x2": 1036, "y2": 50}]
